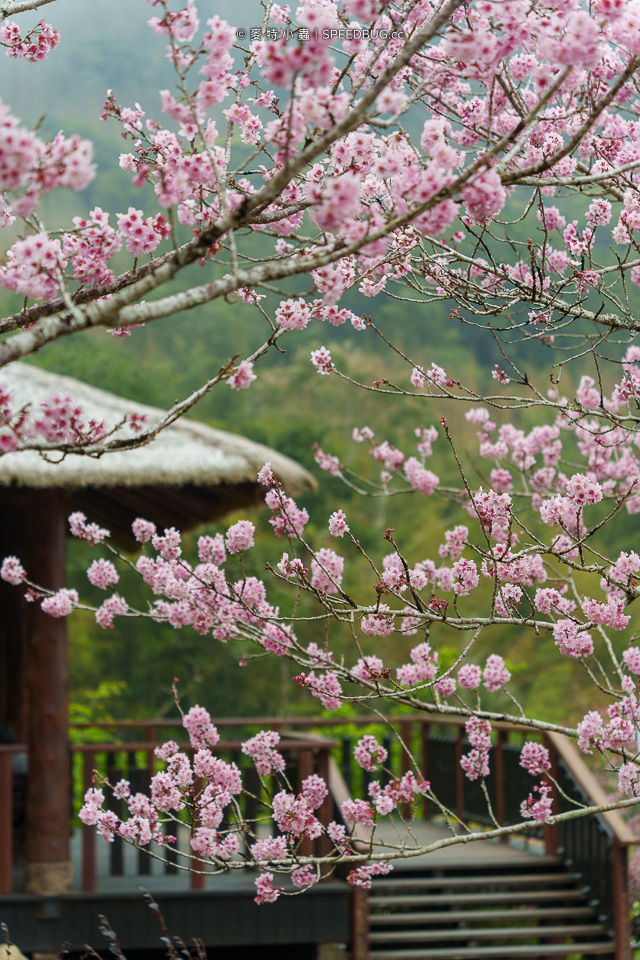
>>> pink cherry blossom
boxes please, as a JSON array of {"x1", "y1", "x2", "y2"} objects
[
  {"x1": 0, "y1": 555, "x2": 25, "y2": 584},
  {"x1": 41, "y1": 588, "x2": 78, "y2": 618},
  {"x1": 519, "y1": 742, "x2": 551, "y2": 776},
  {"x1": 225, "y1": 520, "x2": 255, "y2": 554},
  {"x1": 87, "y1": 559, "x2": 119, "y2": 590},
  {"x1": 228, "y1": 361, "x2": 257, "y2": 390}
]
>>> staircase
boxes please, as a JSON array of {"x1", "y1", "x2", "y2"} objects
[{"x1": 367, "y1": 857, "x2": 616, "y2": 959}]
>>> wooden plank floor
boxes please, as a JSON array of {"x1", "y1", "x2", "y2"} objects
[
  {"x1": 360, "y1": 820, "x2": 549, "y2": 870},
  {"x1": 69, "y1": 818, "x2": 548, "y2": 894}
]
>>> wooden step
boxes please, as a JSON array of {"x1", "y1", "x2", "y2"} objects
[
  {"x1": 370, "y1": 888, "x2": 588, "y2": 909},
  {"x1": 369, "y1": 922, "x2": 608, "y2": 943},
  {"x1": 371, "y1": 872, "x2": 580, "y2": 891},
  {"x1": 369, "y1": 905, "x2": 598, "y2": 926},
  {"x1": 368, "y1": 940, "x2": 615, "y2": 959}
]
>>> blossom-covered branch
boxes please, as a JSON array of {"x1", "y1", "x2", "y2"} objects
[
  {"x1": 6, "y1": 345, "x2": 640, "y2": 888},
  {"x1": 2, "y1": 0, "x2": 640, "y2": 455}
]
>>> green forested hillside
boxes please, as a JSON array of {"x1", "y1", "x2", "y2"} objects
[{"x1": 1, "y1": 3, "x2": 637, "y2": 727}]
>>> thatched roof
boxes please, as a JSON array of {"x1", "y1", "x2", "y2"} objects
[{"x1": 0, "y1": 363, "x2": 316, "y2": 543}]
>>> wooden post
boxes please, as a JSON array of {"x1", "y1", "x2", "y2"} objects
[
  {"x1": 0, "y1": 491, "x2": 28, "y2": 742},
  {"x1": 190, "y1": 781, "x2": 207, "y2": 891},
  {"x1": 495, "y1": 729, "x2": 505, "y2": 834},
  {"x1": 24, "y1": 489, "x2": 72, "y2": 895},
  {"x1": 421, "y1": 722, "x2": 430, "y2": 820},
  {"x1": 81, "y1": 751, "x2": 97, "y2": 893},
  {"x1": 351, "y1": 885, "x2": 369, "y2": 960},
  {"x1": 0, "y1": 748, "x2": 13, "y2": 893},
  {"x1": 543, "y1": 734, "x2": 558, "y2": 857},
  {"x1": 455, "y1": 726, "x2": 465, "y2": 822},
  {"x1": 612, "y1": 841, "x2": 631, "y2": 960},
  {"x1": 190, "y1": 856, "x2": 207, "y2": 890}
]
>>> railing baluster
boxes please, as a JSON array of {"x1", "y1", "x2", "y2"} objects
[
  {"x1": 316, "y1": 746, "x2": 332, "y2": 865},
  {"x1": 298, "y1": 748, "x2": 314, "y2": 858},
  {"x1": 495, "y1": 728, "x2": 505, "y2": 832},
  {"x1": 341, "y1": 736, "x2": 352, "y2": 793},
  {"x1": 81, "y1": 750, "x2": 97, "y2": 893},
  {"x1": 455, "y1": 726, "x2": 464, "y2": 822},
  {"x1": 130, "y1": 751, "x2": 151, "y2": 877},
  {"x1": 421, "y1": 722, "x2": 430, "y2": 820},
  {"x1": 106, "y1": 752, "x2": 124, "y2": 877},
  {"x1": 400, "y1": 720, "x2": 412, "y2": 820},
  {"x1": 543, "y1": 734, "x2": 558, "y2": 857},
  {"x1": 382, "y1": 734, "x2": 392, "y2": 786}
]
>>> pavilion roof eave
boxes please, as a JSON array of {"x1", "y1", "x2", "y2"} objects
[{"x1": 0, "y1": 363, "x2": 316, "y2": 539}]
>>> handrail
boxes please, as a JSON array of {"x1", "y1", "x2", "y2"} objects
[
  {"x1": 70, "y1": 713, "x2": 535, "y2": 730},
  {"x1": 70, "y1": 735, "x2": 337, "y2": 754},
  {"x1": 546, "y1": 731, "x2": 639, "y2": 847},
  {"x1": 70, "y1": 716, "x2": 639, "y2": 843}
]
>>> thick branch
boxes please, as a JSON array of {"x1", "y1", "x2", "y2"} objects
[{"x1": 0, "y1": 0, "x2": 55, "y2": 20}]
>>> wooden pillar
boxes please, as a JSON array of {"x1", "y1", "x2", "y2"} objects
[
  {"x1": 24, "y1": 489, "x2": 72, "y2": 895},
  {"x1": 351, "y1": 885, "x2": 369, "y2": 960},
  {"x1": 612, "y1": 841, "x2": 631, "y2": 960},
  {"x1": 0, "y1": 491, "x2": 28, "y2": 741},
  {"x1": 0, "y1": 748, "x2": 13, "y2": 893}
]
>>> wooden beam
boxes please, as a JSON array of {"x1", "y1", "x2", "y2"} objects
[{"x1": 24, "y1": 489, "x2": 72, "y2": 895}]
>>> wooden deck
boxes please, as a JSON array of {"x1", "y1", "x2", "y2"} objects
[
  {"x1": 1, "y1": 714, "x2": 635, "y2": 957},
  {"x1": 356, "y1": 819, "x2": 548, "y2": 872},
  {"x1": 1, "y1": 820, "x2": 549, "y2": 955},
  {"x1": 71, "y1": 818, "x2": 548, "y2": 893}
]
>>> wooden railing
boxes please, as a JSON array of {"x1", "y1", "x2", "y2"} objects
[
  {"x1": 548, "y1": 730, "x2": 635, "y2": 958},
  {"x1": 1, "y1": 714, "x2": 637, "y2": 957},
  {"x1": 71, "y1": 732, "x2": 337, "y2": 894},
  {"x1": 69, "y1": 714, "x2": 637, "y2": 957}
]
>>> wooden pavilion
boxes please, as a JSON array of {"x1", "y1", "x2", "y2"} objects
[
  {"x1": 0, "y1": 362, "x2": 315, "y2": 898},
  {"x1": 0, "y1": 366, "x2": 636, "y2": 959}
]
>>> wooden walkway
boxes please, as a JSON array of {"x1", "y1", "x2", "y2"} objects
[
  {"x1": 65, "y1": 818, "x2": 547, "y2": 895},
  {"x1": 362, "y1": 819, "x2": 547, "y2": 871}
]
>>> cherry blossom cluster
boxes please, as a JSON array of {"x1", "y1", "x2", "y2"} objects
[
  {"x1": 460, "y1": 718, "x2": 492, "y2": 782},
  {"x1": 0, "y1": 100, "x2": 94, "y2": 237},
  {"x1": 0, "y1": 379, "x2": 146, "y2": 455},
  {"x1": 4, "y1": 0, "x2": 640, "y2": 885},
  {"x1": 0, "y1": 19, "x2": 60, "y2": 62},
  {"x1": 354, "y1": 735, "x2": 388, "y2": 773},
  {"x1": 520, "y1": 783, "x2": 554, "y2": 823},
  {"x1": 4, "y1": 0, "x2": 640, "y2": 391},
  {"x1": 77, "y1": 702, "x2": 409, "y2": 900},
  {"x1": 10, "y1": 409, "x2": 639, "y2": 884}
]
